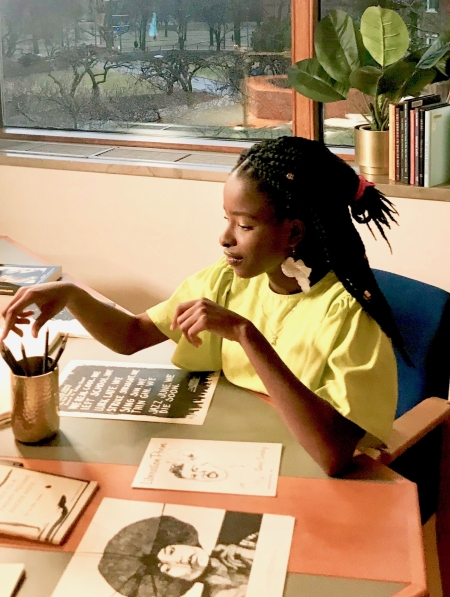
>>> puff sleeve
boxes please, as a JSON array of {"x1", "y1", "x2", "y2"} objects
[
  {"x1": 311, "y1": 295, "x2": 398, "y2": 445},
  {"x1": 146, "y1": 259, "x2": 233, "y2": 371}
]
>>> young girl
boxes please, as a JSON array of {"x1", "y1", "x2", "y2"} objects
[{"x1": 1, "y1": 137, "x2": 402, "y2": 476}]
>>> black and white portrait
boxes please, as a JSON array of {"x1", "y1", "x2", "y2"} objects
[{"x1": 50, "y1": 499, "x2": 294, "y2": 597}]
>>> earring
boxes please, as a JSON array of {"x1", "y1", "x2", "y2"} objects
[{"x1": 281, "y1": 255, "x2": 312, "y2": 293}]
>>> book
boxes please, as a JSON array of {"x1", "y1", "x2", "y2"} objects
[
  {"x1": 0, "y1": 264, "x2": 62, "y2": 296},
  {"x1": 394, "y1": 95, "x2": 440, "y2": 184},
  {"x1": 406, "y1": 95, "x2": 441, "y2": 185},
  {"x1": 0, "y1": 563, "x2": 25, "y2": 597},
  {"x1": 410, "y1": 107, "x2": 416, "y2": 185},
  {"x1": 388, "y1": 103, "x2": 396, "y2": 180},
  {"x1": 394, "y1": 103, "x2": 403, "y2": 181},
  {"x1": 132, "y1": 438, "x2": 282, "y2": 496},
  {"x1": 59, "y1": 360, "x2": 220, "y2": 425},
  {"x1": 401, "y1": 100, "x2": 409, "y2": 183},
  {"x1": 417, "y1": 103, "x2": 449, "y2": 186},
  {"x1": 424, "y1": 103, "x2": 450, "y2": 188},
  {"x1": 0, "y1": 463, "x2": 98, "y2": 544},
  {"x1": 50, "y1": 497, "x2": 295, "y2": 597}
]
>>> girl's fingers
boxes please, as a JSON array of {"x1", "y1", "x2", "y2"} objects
[
  {"x1": 177, "y1": 313, "x2": 206, "y2": 347},
  {"x1": 170, "y1": 301, "x2": 197, "y2": 330}
]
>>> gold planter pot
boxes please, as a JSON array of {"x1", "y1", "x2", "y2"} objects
[{"x1": 354, "y1": 124, "x2": 389, "y2": 178}]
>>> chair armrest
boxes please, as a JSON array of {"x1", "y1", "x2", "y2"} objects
[{"x1": 377, "y1": 397, "x2": 450, "y2": 466}]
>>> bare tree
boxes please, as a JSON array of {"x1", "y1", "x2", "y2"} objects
[
  {"x1": 48, "y1": 45, "x2": 126, "y2": 100},
  {"x1": 138, "y1": 50, "x2": 212, "y2": 94},
  {"x1": 127, "y1": 0, "x2": 155, "y2": 51},
  {"x1": 0, "y1": 0, "x2": 27, "y2": 58},
  {"x1": 162, "y1": 0, "x2": 195, "y2": 51},
  {"x1": 193, "y1": 0, "x2": 233, "y2": 51}
]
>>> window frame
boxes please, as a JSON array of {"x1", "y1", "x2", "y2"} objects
[{"x1": 0, "y1": 0, "x2": 320, "y2": 153}]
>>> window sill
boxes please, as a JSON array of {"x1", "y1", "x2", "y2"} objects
[
  {"x1": 1, "y1": 139, "x2": 449, "y2": 201},
  {"x1": 0, "y1": 138, "x2": 235, "y2": 183}
]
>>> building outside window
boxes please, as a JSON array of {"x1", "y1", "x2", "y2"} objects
[{"x1": 0, "y1": 0, "x2": 293, "y2": 144}]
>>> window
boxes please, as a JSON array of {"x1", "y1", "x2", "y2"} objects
[{"x1": 0, "y1": 0, "x2": 300, "y2": 146}]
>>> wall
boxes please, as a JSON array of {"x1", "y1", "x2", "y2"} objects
[
  {"x1": 0, "y1": 166, "x2": 225, "y2": 313},
  {"x1": 0, "y1": 164, "x2": 449, "y2": 313}
]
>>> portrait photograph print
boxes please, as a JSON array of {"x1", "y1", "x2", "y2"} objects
[
  {"x1": 59, "y1": 361, "x2": 220, "y2": 425},
  {"x1": 132, "y1": 438, "x2": 282, "y2": 496},
  {"x1": 50, "y1": 498, "x2": 294, "y2": 597}
]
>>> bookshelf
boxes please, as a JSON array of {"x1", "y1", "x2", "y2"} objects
[{"x1": 359, "y1": 175, "x2": 450, "y2": 203}]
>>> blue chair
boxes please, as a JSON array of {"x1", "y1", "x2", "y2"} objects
[
  {"x1": 370, "y1": 270, "x2": 450, "y2": 595},
  {"x1": 373, "y1": 269, "x2": 450, "y2": 419}
]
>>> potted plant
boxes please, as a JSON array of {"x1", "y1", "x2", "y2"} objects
[{"x1": 288, "y1": 6, "x2": 450, "y2": 175}]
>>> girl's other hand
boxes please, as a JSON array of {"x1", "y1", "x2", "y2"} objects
[
  {"x1": 170, "y1": 298, "x2": 251, "y2": 347},
  {"x1": 1, "y1": 282, "x2": 75, "y2": 340}
]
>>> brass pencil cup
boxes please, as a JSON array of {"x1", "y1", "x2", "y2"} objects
[{"x1": 11, "y1": 356, "x2": 60, "y2": 444}]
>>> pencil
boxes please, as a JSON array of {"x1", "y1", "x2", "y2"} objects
[
  {"x1": 0, "y1": 341, "x2": 23, "y2": 375},
  {"x1": 43, "y1": 328, "x2": 49, "y2": 374},
  {"x1": 50, "y1": 334, "x2": 69, "y2": 372},
  {"x1": 20, "y1": 343, "x2": 31, "y2": 377}
]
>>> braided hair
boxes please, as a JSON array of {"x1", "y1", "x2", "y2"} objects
[{"x1": 233, "y1": 136, "x2": 409, "y2": 361}]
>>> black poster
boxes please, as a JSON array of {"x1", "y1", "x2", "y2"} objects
[{"x1": 59, "y1": 360, "x2": 219, "y2": 425}]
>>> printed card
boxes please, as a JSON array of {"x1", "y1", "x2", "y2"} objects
[
  {"x1": 59, "y1": 361, "x2": 220, "y2": 425},
  {"x1": 132, "y1": 438, "x2": 282, "y2": 496},
  {"x1": 51, "y1": 497, "x2": 294, "y2": 597}
]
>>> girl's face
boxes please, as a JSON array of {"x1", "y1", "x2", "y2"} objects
[
  {"x1": 157, "y1": 544, "x2": 209, "y2": 581},
  {"x1": 220, "y1": 171, "x2": 303, "y2": 294}
]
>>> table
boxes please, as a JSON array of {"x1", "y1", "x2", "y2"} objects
[{"x1": 0, "y1": 236, "x2": 428, "y2": 597}]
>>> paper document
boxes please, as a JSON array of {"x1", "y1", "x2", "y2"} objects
[
  {"x1": 0, "y1": 464, "x2": 98, "y2": 545},
  {"x1": 51, "y1": 497, "x2": 294, "y2": 597},
  {"x1": 132, "y1": 438, "x2": 282, "y2": 496},
  {"x1": 0, "y1": 563, "x2": 25, "y2": 597},
  {"x1": 59, "y1": 361, "x2": 220, "y2": 425}
]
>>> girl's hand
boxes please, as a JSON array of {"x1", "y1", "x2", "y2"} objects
[
  {"x1": 1, "y1": 282, "x2": 75, "y2": 340},
  {"x1": 170, "y1": 298, "x2": 251, "y2": 347}
]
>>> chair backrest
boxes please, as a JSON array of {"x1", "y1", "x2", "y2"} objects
[{"x1": 373, "y1": 269, "x2": 450, "y2": 418}]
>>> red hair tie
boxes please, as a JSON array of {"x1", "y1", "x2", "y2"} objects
[{"x1": 355, "y1": 174, "x2": 375, "y2": 201}]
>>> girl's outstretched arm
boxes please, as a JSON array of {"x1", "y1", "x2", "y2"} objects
[{"x1": 1, "y1": 282, "x2": 168, "y2": 354}]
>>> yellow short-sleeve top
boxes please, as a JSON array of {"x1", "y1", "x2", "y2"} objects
[{"x1": 147, "y1": 258, "x2": 397, "y2": 445}]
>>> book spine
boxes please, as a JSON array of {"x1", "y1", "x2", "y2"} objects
[
  {"x1": 409, "y1": 109, "x2": 416, "y2": 185},
  {"x1": 395, "y1": 104, "x2": 402, "y2": 182},
  {"x1": 418, "y1": 109, "x2": 425, "y2": 186},
  {"x1": 423, "y1": 111, "x2": 431, "y2": 188},
  {"x1": 414, "y1": 108, "x2": 421, "y2": 186},
  {"x1": 401, "y1": 102, "x2": 410, "y2": 183},
  {"x1": 388, "y1": 103, "x2": 396, "y2": 181}
]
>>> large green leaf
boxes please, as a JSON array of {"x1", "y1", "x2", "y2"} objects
[
  {"x1": 349, "y1": 66, "x2": 382, "y2": 96},
  {"x1": 417, "y1": 30, "x2": 450, "y2": 69},
  {"x1": 402, "y1": 69, "x2": 437, "y2": 96},
  {"x1": 314, "y1": 10, "x2": 366, "y2": 84},
  {"x1": 288, "y1": 58, "x2": 349, "y2": 103},
  {"x1": 360, "y1": 6, "x2": 409, "y2": 67},
  {"x1": 377, "y1": 60, "x2": 416, "y2": 100}
]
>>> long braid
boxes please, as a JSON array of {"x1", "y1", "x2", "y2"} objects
[{"x1": 233, "y1": 136, "x2": 410, "y2": 362}]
